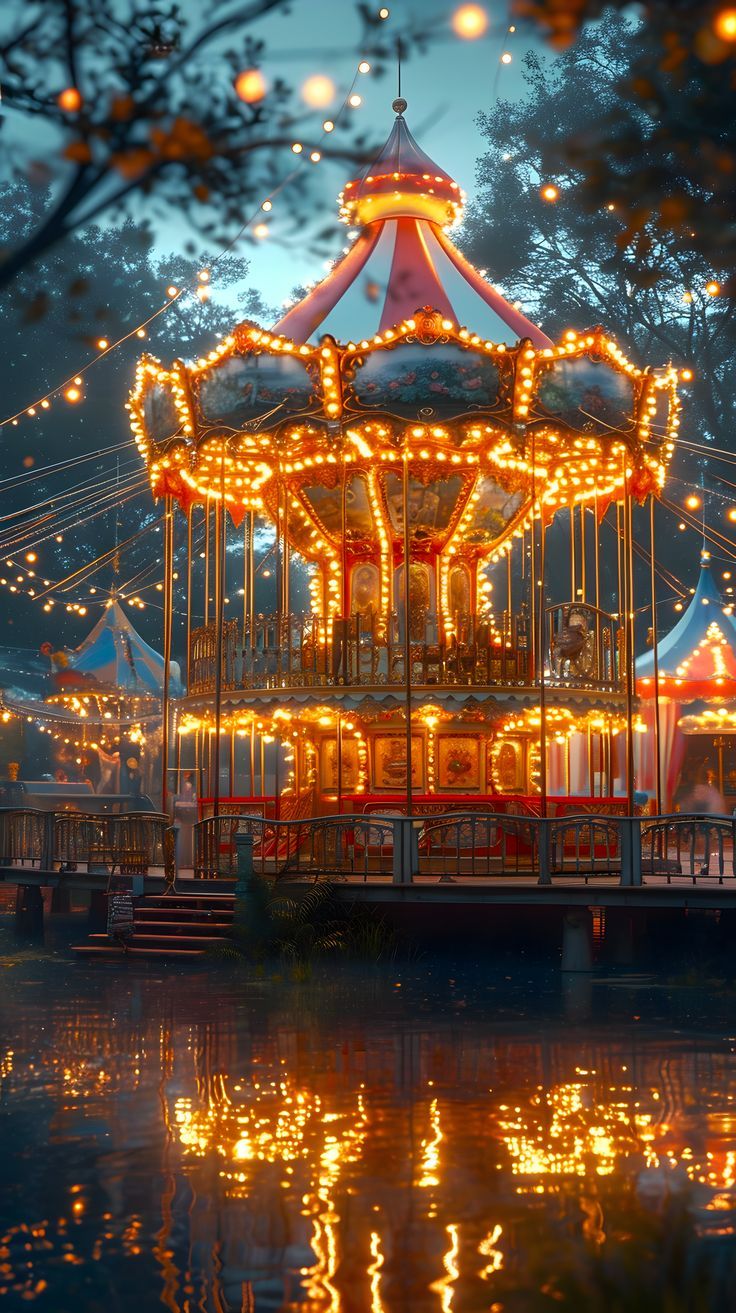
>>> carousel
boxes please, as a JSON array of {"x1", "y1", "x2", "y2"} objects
[{"x1": 128, "y1": 100, "x2": 679, "y2": 820}]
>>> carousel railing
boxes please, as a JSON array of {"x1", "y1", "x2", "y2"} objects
[
  {"x1": 188, "y1": 606, "x2": 623, "y2": 695},
  {"x1": 191, "y1": 811, "x2": 736, "y2": 886}
]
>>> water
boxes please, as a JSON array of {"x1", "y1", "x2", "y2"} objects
[{"x1": 1, "y1": 930, "x2": 736, "y2": 1311}]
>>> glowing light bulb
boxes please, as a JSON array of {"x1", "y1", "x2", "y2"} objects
[
  {"x1": 541, "y1": 184, "x2": 559, "y2": 202},
  {"x1": 65, "y1": 387, "x2": 81, "y2": 403},
  {"x1": 452, "y1": 4, "x2": 489, "y2": 38},
  {"x1": 358, "y1": 60, "x2": 371, "y2": 73},
  {"x1": 234, "y1": 68, "x2": 267, "y2": 103},
  {"x1": 714, "y1": 9, "x2": 736, "y2": 40},
  {"x1": 291, "y1": 142, "x2": 303, "y2": 153},
  {"x1": 253, "y1": 223, "x2": 269, "y2": 239},
  {"x1": 310, "y1": 150, "x2": 321, "y2": 162},
  {"x1": 323, "y1": 119, "x2": 334, "y2": 132},
  {"x1": 500, "y1": 51, "x2": 512, "y2": 63},
  {"x1": 706, "y1": 280, "x2": 721, "y2": 296},
  {"x1": 378, "y1": 7, "x2": 389, "y2": 18},
  {"x1": 349, "y1": 93, "x2": 362, "y2": 107},
  {"x1": 685, "y1": 495, "x2": 701, "y2": 510},
  {"x1": 57, "y1": 87, "x2": 82, "y2": 112},
  {"x1": 97, "y1": 338, "x2": 108, "y2": 350},
  {"x1": 302, "y1": 75, "x2": 336, "y2": 108},
  {"x1": 166, "y1": 285, "x2": 178, "y2": 297}
]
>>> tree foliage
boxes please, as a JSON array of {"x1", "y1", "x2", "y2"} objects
[
  {"x1": 0, "y1": 0, "x2": 432, "y2": 292},
  {"x1": 511, "y1": 1, "x2": 736, "y2": 281},
  {"x1": 462, "y1": 14, "x2": 734, "y2": 459}
]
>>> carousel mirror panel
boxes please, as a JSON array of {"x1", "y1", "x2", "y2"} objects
[
  {"x1": 348, "y1": 343, "x2": 501, "y2": 418},
  {"x1": 197, "y1": 352, "x2": 315, "y2": 428},
  {"x1": 462, "y1": 477, "x2": 524, "y2": 545},
  {"x1": 535, "y1": 357, "x2": 636, "y2": 435},
  {"x1": 143, "y1": 382, "x2": 181, "y2": 442},
  {"x1": 382, "y1": 473, "x2": 465, "y2": 538}
]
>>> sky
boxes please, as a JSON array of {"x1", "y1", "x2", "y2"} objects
[{"x1": 151, "y1": 0, "x2": 551, "y2": 314}]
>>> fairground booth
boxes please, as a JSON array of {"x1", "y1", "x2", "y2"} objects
[
  {"x1": 128, "y1": 102, "x2": 679, "y2": 822},
  {"x1": 1, "y1": 600, "x2": 181, "y2": 803},
  {"x1": 636, "y1": 548, "x2": 736, "y2": 811}
]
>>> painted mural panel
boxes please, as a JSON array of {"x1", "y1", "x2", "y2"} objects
[
  {"x1": 320, "y1": 737, "x2": 360, "y2": 793},
  {"x1": 536, "y1": 357, "x2": 635, "y2": 434},
  {"x1": 351, "y1": 343, "x2": 500, "y2": 417},
  {"x1": 198, "y1": 352, "x2": 314, "y2": 427},
  {"x1": 462, "y1": 477, "x2": 524, "y2": 545},
  {"x1": 437, "y1": 735, "x2": 483, "y2": 791},
  {"x1": 372, "y1": 733, "x2": 425, "y2": 792}
]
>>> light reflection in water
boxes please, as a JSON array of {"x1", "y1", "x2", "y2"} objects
[{"x1": 0, "y1": 968, "x2": 735, "y2": 1310}]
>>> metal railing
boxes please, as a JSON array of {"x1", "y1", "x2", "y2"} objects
[
  {"x1": 0, "y1": 809, "x2": 175, "y2": 880},
  {"x1": 188, "y1": 605, "x2": 623, "y2": 695},
  {"x1": 192, "y1": 811, "x2": 736, "y2": 886},
  {"x1": 3, "y1": 807, "x2": 735, "y2": 890}
]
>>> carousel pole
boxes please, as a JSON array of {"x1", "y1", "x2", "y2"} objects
[
  {"x1": 402, "y1": 444, "x2": 413, "y2": 817},
  {"x1": 248, "y1": 510, "x2": 256, "y2": 656},
  {"x1": 622, "y1": 474, "x2": 636, "y2": 815},
  {"x1": 161, "y1": 496, "x2": 174, "y2": 816},
  {"x1": 649, "y1": 495, "x2": 663, "y2": 816},
  {"x1": 204, "y1": 500, "x2": 210, "y2": 626},
  {"x1": 580, "y1": 505, "x2": 586, "y2": 603},
  {"x1": 569, "y1": 507, "x2": 576, "y2": 601},
  {"x1": 538, "y1": 516, "x2": 548, "y2": 816},
  {"x1": 186, "y1": 508, "x2": 193, "y2": 689},
  {"x1": 212, "y1": 476, "x2": 226, "y2": 817}
]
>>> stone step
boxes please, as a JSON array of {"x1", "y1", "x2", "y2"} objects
[{"x1": 73, "y1": 943, "x2": 205, "y2": 959}]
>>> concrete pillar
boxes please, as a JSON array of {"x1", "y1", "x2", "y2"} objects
[
  {"x1": 15, "y1": 884, "x2": 44, "y2": 935},
  {"x1": 561, "y1": 908, "x2": 593, "y2": 971},
  {"x1": 605, "y1": 908, "x2": 634, "y2": 965},
  {"x1": 50, "y1": 882, "x2": 71, "y2": 914}
]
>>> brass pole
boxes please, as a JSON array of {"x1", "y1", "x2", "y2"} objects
[
  {"x1": 538, "y1": 518, "x2": 548, "y2": 816},
  {"x1": 402, "y1": 447, "x2": 413, "y2": 817},
  {"x1": 569, "y1": 507, "x2": 576, "y2": 600},
  {"x1": 623, "y1": 479, "x2": 636, "y2": 814},
  {"x1": 649, "y1": 495, "x2": 663, "y2": 815},
  {"x1": 337, "y1": 712, "x2": 343, "y2": 815},
  {"x1": 212, "y1": 489, "x2": 225, "y2": 818},
  {"x1": 186, "y1": 508, "x2": 193, "y2": 690},
  {"x1": 580, "y1": 504, "x2": 586, "y2": 603},
  {"x1": 204, "y1": 499, "x2": 210, "y2": 626},
  {"x1": 161, "y1": 497, "x2": 174, "y2": 815}
]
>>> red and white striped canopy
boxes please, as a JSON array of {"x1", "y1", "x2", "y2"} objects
[{"x1": 275, "y1": 109, "x2": 551, "y2": 348}]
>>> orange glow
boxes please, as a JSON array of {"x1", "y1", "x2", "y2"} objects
[
  {"x1": 57, "y1": 87, "x2": 82, "y2": 112},
  {"x1": 97, "y1": 338, "x2": 108, "y2": 350},
  {"x1": 452, "y1": 4, "x2": 489, "y2": 38},
  {"x1": 301, "y1": 75, "x2": 336, "y2": 108},
  {"x1": 728, "y1": 510, "x2": 736, "y2": 523},
  {"x1": 706, "y1": 280, "x2": 721, "y2": 296},
  {"x1": 541, "y1": 184, "x2": 559, "y2": 202},
  {"x1": 64, "y1": 387, "x2": 81, "y2": 403},
  {"x1": 714, "y1": 9, "x2": 736, "y2": 40},
  {"x1": 685, "y1": 495, "x2": 701, "y2": 510},
  {"x1": 680, "y1": 368, "x2": 694, "y2": 381},
  {"x1": 234, "y1": 68, "x2": 267, "y2": 103}
]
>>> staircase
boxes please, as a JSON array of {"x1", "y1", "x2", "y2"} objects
[{"x1": 73, "y1": 891, "x2": 236, "y2": 960}]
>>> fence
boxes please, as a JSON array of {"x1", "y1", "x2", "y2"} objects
[
  {"x1": 0, "y1": 810, "x2": 174, "y2": 879},
  {"x1": 192, "y1": 810, "x2": 736, "y2": 887},
  {"x1": 2, "y1": 808, "x2": 735, "y2": 889}
]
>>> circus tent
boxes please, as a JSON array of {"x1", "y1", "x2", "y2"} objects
[{"x1": 636, "y1": 551, "x2": 736, "y2": 807}]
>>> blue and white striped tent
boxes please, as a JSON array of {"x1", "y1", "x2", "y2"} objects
[{"x1": 71, "y1": 600, "x2": 182, "y2": 695}]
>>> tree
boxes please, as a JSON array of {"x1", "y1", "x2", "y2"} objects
[
  {"x1": 462, "y1": 14, "x2": 734, "y2": 458},
  {"x1": 461, "y1": 13, "x2": 736, "y2": 614},
  {"x1": 510, "y1": 1, "x2": 736, "y2": 281},
  {"x1": 0, "y1": 0, "x2": 432, "y2": 293},
  {"x1": 0, "y1": 180, "x2": 271, "y2": 652}
]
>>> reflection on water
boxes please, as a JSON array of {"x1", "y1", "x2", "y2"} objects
[{"x1": 0, "y1": 952, "x2": 735, "y2": 1311}]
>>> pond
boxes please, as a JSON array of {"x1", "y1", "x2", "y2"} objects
[{"x1": 0, "y1": 928, "x2": 735, "y2": 1311}]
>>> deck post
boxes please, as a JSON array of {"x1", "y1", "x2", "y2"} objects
[
  {"x1": 561, "y1": 908, "x2": 593, "y2": 971},
  {"x1": 42, "y1": 810, "x2": 55, "y2": 873},
  {"x1": 15, "y1": 884, "x2": 44, "y2": 935}
]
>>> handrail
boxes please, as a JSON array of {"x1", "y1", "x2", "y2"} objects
[{"x1": 2, "y1": 807, "x2": 734, "y2": 890}]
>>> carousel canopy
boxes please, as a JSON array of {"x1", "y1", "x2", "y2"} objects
[
  {"x1": 636, "y1": 551, "x2": 736, "y2": 697},
  {"x1": 71, "y1": 600, "x2": 182, "y2": 695},
  {"x1": 275, "y1": 104, "x2": 552, "y2": 347}
]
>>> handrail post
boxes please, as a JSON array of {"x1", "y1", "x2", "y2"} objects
[
  {"x1": 392, "y1": 817, "x2": 417, "y2": 885},
  {"x1": 620, "y1": 815, "x2": 641, "y2": 886},
  {"x1": 43, "y1": 810, "x2": 56, "y2": 872},
  {"x1": 538, "y1": 817, "x2": 551, "y2": 885}
]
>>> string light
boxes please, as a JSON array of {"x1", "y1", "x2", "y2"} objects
[
  {"x1": 500, "y1": 52, "x2": 512, "y2": 64},
  {"x1": 302, "y1": 75, "x2": 336, "y2": 108},
  {"x1": 541, "y1": 184, "x2": 559, "y2": 202},
  {"x1": 714, "y1": 9, "x2": 736, "y2": 41},
  {"x1": 57, "y1": 87, "x2": 82, "y2": 112}
]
